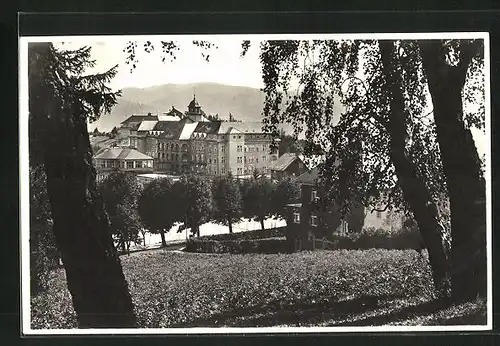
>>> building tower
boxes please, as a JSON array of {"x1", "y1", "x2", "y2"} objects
[{"x1": 185, "y1": 94, "x2": 204, "y2": 122}]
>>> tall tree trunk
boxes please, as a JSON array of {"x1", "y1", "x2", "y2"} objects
[
  {"x1": 36, "y1": 103, "x2": 136, "y2": 328},
  {"x1": 159, "y1": 230, "x2": 167, "y2": 247},
  {"x1": 419, "y1": 40, "x2": 487, "y2": 301},
  {"x1": 379, "y1": 40, "x2": 451, "y2": 296},
  {"x1": 260, "y1": 218, "x2": 265, "y2": 231},
  {"x1": 29, "y1": 43, "x2": 136, "y2": 328},
  {"x1": 228, "y1": 216, "x2": 233, "y2": 234}
]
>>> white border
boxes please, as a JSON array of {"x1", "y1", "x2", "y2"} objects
[{"x1": 19, "y1": 32, "x2": 493, "y2": 336}]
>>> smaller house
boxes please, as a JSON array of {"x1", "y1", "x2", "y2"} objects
[
  {"x1": 270, "y1": 153, "x2": 307, "y2": 181},
  {"x1": 93, "y1": 147, "x2": 154, "y2": 182}
]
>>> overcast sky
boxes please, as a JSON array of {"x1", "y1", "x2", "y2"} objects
[{"x1": 55, "y1": 37, "x2": 264, "y2": 90}]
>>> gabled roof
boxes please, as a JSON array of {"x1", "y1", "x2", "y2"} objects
[
  {"x1": 270, "y1": 153, "x2": 303, "y2": 171},
  {"x1": 94, "y1": 148, "x2": 153, "y2": 160},
  {"x1": 295, "y1": 167, "x2": 320, "y2": 185},
  {"x1": 217, "y1": 122, "x2": 264, "y2": 134},
  {"x1": 152, "y1": 119, "x2": 188, "y2": 139},
  {"x1": 164, "y1": 106, "x2": 184, "y2": 118},
  {"x1": 194, "y1": 122, "x2": 222, "y2": 134},
  {"x1": 121, "y1": 114, "x2": 158, "y2": 125}
]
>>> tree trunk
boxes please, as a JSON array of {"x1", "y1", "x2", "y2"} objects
[
  {"x1": 159, "y1": 230, "x2": 167, "y2": 247},
  {"x1": 260, "y1": 218, "x2": 265, "y2": 231},
  {"x1": 379, "y1": 40, "x2": 451, "y2": 296},
  {"x1": 37, "y1": 104, "x2": 136, "y2": 327},
  {"x1": 419, "y1": 40, "x2": 487, "y2": 301},
  {"x1": 228, "y1": 216, "x2": 233, "y2": 234}
]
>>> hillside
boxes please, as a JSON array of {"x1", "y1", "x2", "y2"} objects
[{"x1": 88, "y1": 82, "x2": 267, "y2": 132}]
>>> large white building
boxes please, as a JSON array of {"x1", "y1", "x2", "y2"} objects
[{"x1": 114, "y1": 95, "x2": 279, "y2": 176}]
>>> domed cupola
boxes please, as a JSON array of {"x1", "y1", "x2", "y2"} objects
[{"x1": 188, "y1": 94, "x2": 201, "y2": 114}]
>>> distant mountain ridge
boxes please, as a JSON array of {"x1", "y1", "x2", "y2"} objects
[{"x1": 88, "y1": 82, "x2": 268, "y2": 132}]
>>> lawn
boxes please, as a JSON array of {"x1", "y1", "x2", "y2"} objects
[{"x1": 30, "y1": 249, "x2": 487, "y2": 329}]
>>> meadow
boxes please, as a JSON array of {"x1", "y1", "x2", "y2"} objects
[{"x1": 30, "y1": 249, "x2": 486, "y2": 329}]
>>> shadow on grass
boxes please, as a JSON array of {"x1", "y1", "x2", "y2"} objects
[
  {"x1": 173, "y1": 295, "x2": 486, "y2": 327},
  {"x1": 174, "y1": 295, "x2": 383, "y2": 327}
]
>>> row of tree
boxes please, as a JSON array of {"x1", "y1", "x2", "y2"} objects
[{"x1": 98, "y1": 171, "x2": 301, "y2": 251}]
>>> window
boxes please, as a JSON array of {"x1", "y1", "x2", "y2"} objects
[
  {"x1": 244, "y1": 146, "x2": 247, "y2": 152},
  {"x1": 162, "y1": 152, "x2": 165, "y2": 159},
  {"x1": 221, "y1": 145, "x2": 225, "y2": 153},
  {"x1": 310, "y1": 214, "x2": 318, "y2": 227},
  {"x1": 120, "y1": 161, "x2": 125, "y2": 168},
  {"x1": 256, "y1": 147, "x2": 259, "y2": 152},
  {"x1": 222, "y1": 168, "x2": 226, "y2": 174},
  {"x1": 237, "y1": 167, "x2": 242, "y2": 175},
  {"x1": 157, "y1": 152, "x2": 160, "y2": 158},
  {"x1": 293, "y1": 212, "x2": 300, "y2": 224},
  {"x1": 238, "y1": 135, "x2": 241, "y2": 139},
  {"x1": 136, "y1": 161, "x2": 143, "y2": 168},
  {"x1": 222, "y1": 157, "x2": 226, "y2": 164},
  {"x1": 256, "y1": 158, "x2": 259, "y2": 163},
  {"x1": 99, "y1": 160, "x2": 105, "y2": 168},
  {"x1": 237, "y1": 157, "x2": 242, "y2": 164},
  {"x1": 126, "y1": 161, "x2": 134, "y2": 169},
  {"x1": 311, "y1": 190, "x2": 318, "y2": 202},
  {"x1": 263, "y1": 156, "x2": 267, "y2": 162},
  {"x1": 237, "y1": 145, "x2": 242, "y2": 152}
]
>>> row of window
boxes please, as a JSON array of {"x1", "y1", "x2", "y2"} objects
[
  {"x1": 293, "y1": 212, "x2": 318, "y2": 227},
  {"x1": 237, "y1": 145, "x2": 268, "y2": 153},
  {"x1": 157, "y1": 143, "x2": 188, "y2": 152},
  {"x1": 96, "y1": 159, "x2": 153, "y2": 169}
]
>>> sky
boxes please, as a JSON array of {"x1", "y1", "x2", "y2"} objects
[{"x1": 55, "y1": 37, "x2": 264, "y2": 90}]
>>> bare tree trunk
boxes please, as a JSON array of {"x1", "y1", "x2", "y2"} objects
[
  {"x1": 159, "y1": 230, "x2": 167, "y2": 247},
  {"x1": 260, "y1": 218, "x2": 265, "y2": 231},
  {"x1": 228, "y1": 216, "x2": 233, "y2": 234},
  {"x1": 419, "y1": 40, "x2": 487, "y2": 301},
  {"x1": 35, "y1": 106, "x2": 136, "y2": 327},
  {"x1": 379, "y1": 40, "x2": 451, "y2": 296}
]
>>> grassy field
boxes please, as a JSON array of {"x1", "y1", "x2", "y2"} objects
[{"x1": 30, "y1": 249, "x2": 487, "y2": 329}]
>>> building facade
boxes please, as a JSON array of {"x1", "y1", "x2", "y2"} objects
[
  {"x1": 285, "y1": 167, "x2": 404, "y2": 250},
  {"x1": 93, "y1": 147, "x2": 154, "y2": 182},
  {"x1": 115, "y1": 95, "x2": 279, "y2": 176}
]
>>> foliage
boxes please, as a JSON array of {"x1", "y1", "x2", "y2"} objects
[
  {"x1": 99, "y1": 172, "x2": 143, "y2": 252},
  {"x1": 271, "y1": 177, "x2": 300, "y2": 219},
  {"x1": 199, "y1": 227, "x2": 286, "y2": 241},
  {"x1": 211, "y1": 174, "x2": 242, "y2": 232},
  {"x1": 30, "y1": 165, "x2": 59, "y2": 295},
  {"x1": 31, "y1": 249, "x2": 437, "y2": 328},
  {"x1": 138, "y1": 177, "x2": 180, "y2": 236},
  {"x1": 176, "y1": 174, "x2": 214, "y2": 236},
  {"x1": 240, "y1": 176, "x2": 276, "y2": 229},
  {"x1": 186, "y1": 237, "x2": 289, "y2": 254}
]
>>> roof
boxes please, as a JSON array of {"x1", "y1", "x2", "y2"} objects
[
  {"x1": 94, "y1": 148, "x2": 154, "y2": 161},
  {"x1": 270, "y1": 153, "x2": 302, "y2": 171},
  {"x1": 295, "y1": 167, "x2": 320, "y2": 185},
  {"x1": 164, "y1": 106, "x2": 184, "y2": 118},
  {"x1": 217, "y1": 122, "x2": 264, "y2": 134},
  {"x1": 137, "y1": 120, "x2": 158, "y2": 132},
  {"x1": 120, "y1": 114, "x2": 158, "y2": 125},
  {"x1": 179, "y1": 122, "x2": 198, "y2": 140},
  {"x1": 194, "y1": 122, "x2": 221, "y2": 134}
]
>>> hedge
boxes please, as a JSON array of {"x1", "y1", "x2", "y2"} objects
[
  {"x1": 185, "y1": 237, "x2": 291, "y2": 254},
  {"x1": 329, "y1": 227, "x2": 424, "y2": 251},
  {"x1": 197, "y1": 227, "x2": 287, "y2": 242}
]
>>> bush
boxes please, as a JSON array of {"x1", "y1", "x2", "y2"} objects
[
  {"x1": 330, "y1": 226, "x2": 423, "y2": 250},
  {"x1": 198, "y1": 227, "x2": 286, "y2": 242},
  {"x1": 185, "y1": 237, "x2": 290, "y2": 254}
]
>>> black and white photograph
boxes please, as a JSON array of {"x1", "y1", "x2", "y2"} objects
[{"x1": 19, "y1": 32, "x2": 492, "y2": 334}]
